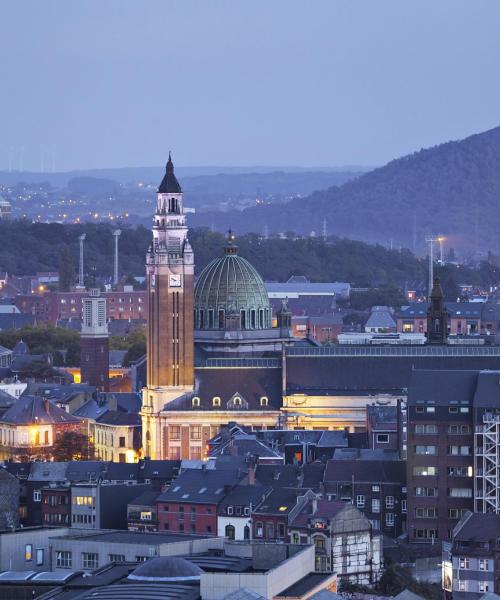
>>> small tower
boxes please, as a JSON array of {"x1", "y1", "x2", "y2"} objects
[
  {"x1": 80, "y1": 289, "x2": 109, "y2": 391},
  {"x1": 276, "y1": 298, "x2": 292, "y2": 337},
  {"x1": 426, "y1": 275, "x2": 448, "y2": 345}
]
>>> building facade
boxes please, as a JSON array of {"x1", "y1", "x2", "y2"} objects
[{"x1": 80, "y1": 289, "x2": 109, "y2": 392}]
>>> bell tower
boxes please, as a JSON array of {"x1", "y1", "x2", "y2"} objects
[
  {"x1": 141, "y1": 154, "x2": 195, "y2": 457},
  {"x1": 426, "y1": 275, "x2": 448, "y2": 344}
]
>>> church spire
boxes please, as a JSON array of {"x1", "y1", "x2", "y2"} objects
[
  {"x1": 426, "y1": 274, "x2": 448, "y2": 345},
  {"x1": 158, "y1": 152, "x2": 182, "y2": 194}
]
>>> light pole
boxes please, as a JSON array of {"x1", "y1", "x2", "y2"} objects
[
  {"x1": 437, "y1": 236, "x2": 445, "y2": 265},
  {"x1": 425, "y1": 235, "x2": 438, "y2": 299}
]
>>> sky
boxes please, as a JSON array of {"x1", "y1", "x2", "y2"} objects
[{"x1": 1, "y1": 0, "x2": 500, "y2": 172}]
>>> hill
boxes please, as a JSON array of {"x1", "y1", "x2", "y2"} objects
[{"x1": 190, "y1": 126, "x2": 500, "y2": 253}]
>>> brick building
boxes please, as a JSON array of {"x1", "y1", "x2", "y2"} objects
[
  {"x1": 407, "y1": 369, "x2": 476, "y2": 543},
  {"x1": 41, "y1": 487, "x2": 71, "y2": 526},
  {"x1": 156, "y1": 468, "x2": 243, "y2": 536}
]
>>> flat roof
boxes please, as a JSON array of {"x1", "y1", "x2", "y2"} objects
[{"x1": 50, "y1": 530, "x2": 213, "y2": 545}]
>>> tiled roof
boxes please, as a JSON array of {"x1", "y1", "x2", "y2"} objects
[{"x1": 0, "y1": 395, "x2": 81, "y2": 425}]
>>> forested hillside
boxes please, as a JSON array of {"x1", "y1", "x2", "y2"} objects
[
  {"x1": 190, "y1": 126, "x2": 500, "y2": 253},
  {"x1": 1, "y1": 222, "x2": 498, "y2": 295}
]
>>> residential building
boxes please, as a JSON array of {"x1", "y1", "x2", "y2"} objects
[
  {"x1": 364, "y1": 306, "x2": 397, "y2": 333},
  {"x1": 445, "y1": 512, "x2": 500, "y2": 598},
  {"x1": 288, "y1": 499, "x2": 383, "y2": 583},
  {"x1": 407, "y1": 369, "x2": 476, "y2": 543},
  {"x1": 41, "y1": 487, "x2": 71, "y2": 526},
  {"x1": 94, "y1": 410, "x2": 141, "y2": 462},
  {"x1": 127, "y1": 490, "x2": 159, "y2": 532},
  {"x1": 323, "y1": 455, "x2": 407, "y2": 537},
  {"x1": 217, "y1": 483, "x2": 272, "y2": 540},
  {"x1": 0, "y1": 395, "x2": 82, "y2": 461},
  {"x1": 156, "y1": 467, "x2": 243, "y2": 535}
]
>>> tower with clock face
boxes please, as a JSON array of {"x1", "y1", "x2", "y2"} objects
[{"x1": 141, "y1": 154, "x2": 195, "y2": 457}]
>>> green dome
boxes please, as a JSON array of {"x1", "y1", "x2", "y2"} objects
[{"x1": 195, "y1": 238, "x2": 271, "y2": 331}]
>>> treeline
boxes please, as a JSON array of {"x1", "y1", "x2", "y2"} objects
[{"x1": 0, "y1": 221, "x2": 499, "y2": 292}]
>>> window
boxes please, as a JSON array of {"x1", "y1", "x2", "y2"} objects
[
  {"x1": 225, "y1": 524, "x2": 235, "y2": 540},
  {"x1": 255, "y1": 522, "x2": 263, "y2": 537},
  {"x1": 33, "y1": 490, "x2": 41, "y2": 502},
  {"x1": 448, "y1": 488, "x2": 472, "y2": 498},
  {"x1": 447, "y1": 445, "x2": 471, "y2": 456},
  {"x1": 36, "y1": 549, "x2": 44, "y2": 566},
  {"x1": 414, "y1": 424, "x2": 438, "y2": 434},
  {"x1": 415, "y1": 507, "x2": 437, "y2": 518},
  {"x1": 479, "y1": 559, "x2": 489, "y2": 571},
  {"x1": 415, "y1": 528, "x2": 437, "y2": 540},
  {"x1": 314, "y1": 536, "x2": 326, "y2": 550},
  {"x1": 136, "y1": 555, "x2": 148, "y2": 562},
  {"x1": 448, "y1": 424, "x2": 471, "y2": 434},
  {"x1": 168, "y1": 447, "x2": 181, "y2": 460},
  {"x1": 401, "y1": 500, "x2": 407, "y2": 513},
  {"x1": 449, "y1": 406, "x2": 458, "y2": 413},
  {"x1": 170, "y1": 426, "x2": 180, "y2": 440},
  {"x1": 376, "y1": 433, "x2": 389, "y2": 443},
  {"x1": 459, "y1": 557, "x2": 470, "y2": 569},
  {"x1": 386, "y1": 496, "x2": 394, "y2": 509},
  {"x1": 119, "y1": 436, "x2": 125, "y2": 447},
  {"x1": 190, "y1": 426, "x2": 201, "y2": 440},
  {"x1": 109, "y1": 554, "x2": 125, "y2": 562},
  {"x1": 460, "y1": 407, "x2": 469, "y2": 413},
  {"x1": 448, "y1": 466, "x2": 472, "y2": 477},
  {"x1": 413, "y1": 466, "x2": 437, "y2": 476},
  {"x1": 56, "y1": 551, "x2": 72, "y2": 568},
  {"x1": 190, "y1": 446, "x2": 201, "y2": 460},
  {"x1": 479, "y1": 582, "x2": 489, "y2": 593},
  {"x1": 458, "y1": 580, "x2": 467, "y2": 592},
  {"x1": 448, "y1": 508, "x2": 468, "y2": 519},
  {"x1": 356, "y1": 495, "x2": 365, "y2": 508},
  {"x1": 416, "y1": 407, "x2": 424, "y2": 413},
  {"x1": 206, "y1": 525, "x2": 212, "y2": 534},
  {"x1": 213, "y1": 397, "x2": 221, "y2": 407},
  {"x1": 415, "y1": 445, "x2": 437, "y2": 455},
  {"x1": 372, "y1": 499, "x2": 380, "y2": 513},
  {"x1": 372, "y1": 485, "x2": 380, "y2": 492},
  {"x1": 244, "y1": 525, "x2": 250, "y2": 540},
  {"x1": 227, "y1": 506, "x2": 234, "y2": 515},
  {"x1": 426, "y1": 406, "x2": 435, "y2": 413},
  {"x1": 278, "y1": 523, "x2": 285, "y2": 538},
  {"x1": 415, "y1": 487, "x2": 438, "y2": 497},
  {"x1": 266, "y1": 522, "x2": 274, "y2": 539},
  {"x1": 25, "y1": 544, "x2": 32, "y2": 561},
  {"x1": 260, "y1": 396, "x2": 268, "y2": 407},
  {"x1": 385, "y1": 513, "x2": 394, "y2": 526},
  {"x1": 192, "y1": 396, "x2": 200, "y2": 408},
  {"x1": 140, "y1": 511, "x2": 152, "y2": 520}
]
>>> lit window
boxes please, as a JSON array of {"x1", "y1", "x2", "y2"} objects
[{"x1": 213, "y1": 396, "x2": 221, "y2": 407}]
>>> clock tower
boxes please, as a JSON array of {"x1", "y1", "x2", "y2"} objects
[{"x1": 142, "y1": 154, "x2": 195, "y2": 457}]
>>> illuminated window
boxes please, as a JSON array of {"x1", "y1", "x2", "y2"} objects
[{"x1": 25, "y1": 544, "x2": 32, "y2": 561}]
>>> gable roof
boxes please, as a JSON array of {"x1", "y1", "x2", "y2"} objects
[
  {"x1": 0, "y1": 395, "x2": 81, "y2": 425},
  {"x1": 290, "y1": 499, "x2": 347, "y2": 527},
  {"x1": 408, "y1": 369, "x2": 478, "y2": 406}
]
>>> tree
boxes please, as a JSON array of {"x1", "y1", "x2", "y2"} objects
[
  {"x1": 58, "y1": 244, "x2": 75, "y2": 291},
  {"x1": 52, "y1": 431, "x2": 95, "y2": 461}
]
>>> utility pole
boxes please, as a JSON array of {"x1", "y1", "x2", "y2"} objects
[
  {"x1": 78, "y1": 234, "x2": 86, "y2": 288},
  {"x1": 112, "y1": 229, "x2": 121, "y2": 286}
]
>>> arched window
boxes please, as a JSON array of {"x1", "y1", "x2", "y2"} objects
[
  {"x1": 244, "y1": 525, "x2": 250, "y2": 540},
  {"x1": 218, "y1": 309, "x2": 225, "y2": 329},
  {"x1": 213, "y1": 397, "x2": 221, "y2": 407},
  {"x1": 251, "y1": 310, "x2": 256, "y2": 329},
  {"x1": 225, "y1": 524, "x2": 235, "y2": 540},
  {"x1": 200, "y1": 310, "x2": 205, "y2": 329},
  {"x1": 260, "y1": 396, "x2": 268, "y2": 407},
  {"x1": 241, "y1": 310, "x2": 246, "y2": 329},
  {"x1": 208, "y1": 309, "x2": 214, "y2": 329},
  {"x1": 192, "y1": 396, "x2": 200, "y2": 408}
]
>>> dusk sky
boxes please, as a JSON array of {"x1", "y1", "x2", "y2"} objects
[{"x1": 1, "y1": 1, "x2": 500, "y2": 171}]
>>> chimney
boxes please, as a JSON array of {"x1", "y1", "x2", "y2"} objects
[
  {"x1": 312, "y1": 496, "x2": 318, "y2": 515},
  {"x1": 248, "y1": 459, "x2": 256, "y2": 485}
]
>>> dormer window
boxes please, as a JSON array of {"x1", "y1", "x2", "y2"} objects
[
  {"x1": 260, "y1": 396, "x2": 268, "y2": 407},
  {"x1": 234, "y1": 397, "x2": 241, "y2": 406},
  {"x1": 213, "y1": 397, "x2": 221, "y2": 407},
  {"x1": 192, "y1": 397, "x2": 200, "y2": 408}
]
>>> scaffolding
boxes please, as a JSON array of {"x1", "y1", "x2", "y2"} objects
[{"x1": 474, "y1": 412, "x2": 500, "y2": 513}]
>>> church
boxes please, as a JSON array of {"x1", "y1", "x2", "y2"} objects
[{"x1": 141, "y1": 157, "x2": 500, "y2": 460}]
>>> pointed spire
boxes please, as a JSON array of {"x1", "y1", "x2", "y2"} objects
[
  {"x1": 224, "y1": 228, "x2": 238, "y2": 255},
  {"x1": 158, "y1": 152, "x2": 182, "y2": 193},
  {"x1": 430, "y1": 275, "x2": 444, "y2": 300}
]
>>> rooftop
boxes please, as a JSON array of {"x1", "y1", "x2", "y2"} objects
[{"x1": 50, "y1": 529, "x2": 211, "y2": 545}]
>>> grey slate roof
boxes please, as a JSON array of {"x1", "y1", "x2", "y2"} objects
[
  {"x1": 96, "y1": 410, "x2": 141, "y2": 426},
  {"x1": 365, "y1": 310, "x2": 396, "y2": 330},
  {"x1": 28, "y1": 461, "x2": 69, "y2": 482},
  {"x1": 473, "y1": 370, "x2": 500, "y2": 408},
  {"x1": 408, "y1": 369, "x2": 478, "y2": 405},
  {"x1": 0, "y1": 313, "x2": 35, "y2": 331},
  {"x1": 217, "y1": 484, "x2": 272, "y2": 513},
  {"x1": 128, "y1": 489, "x2": 161, "y2": 507},
  {"x1": 157, "y1": 468, "x2": 243, "y2": 504},
  {"x1": 397, "y1": 301, "x2": 482, "y2": 319},
  {"x1": 333, "y1": 448, "x2": 400, "y2": 461},
  {"x1": 324, "y1": 458, "x2": 406, "y2": 484},
  {"x1": 454, "y1": 512, "x2": 500, "y2": 542},
  {"x1": 0, "y1": 395, "x2": 81, "y2": 425}
]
